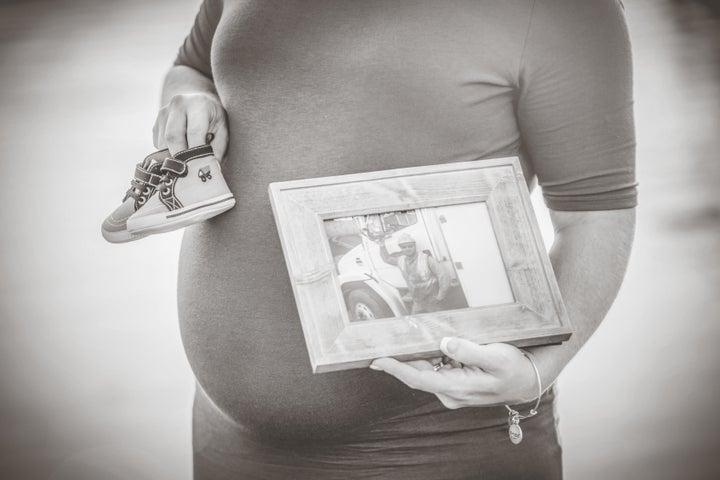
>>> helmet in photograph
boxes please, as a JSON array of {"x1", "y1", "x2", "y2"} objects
[{"x1": 398, "y1": 233, "x2": 416, "y2": 246}]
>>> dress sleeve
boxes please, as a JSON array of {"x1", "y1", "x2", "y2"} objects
[
  {"x1": 173, "y1": 0, "x2": 223, "y2": 80},
  {"x1": 517, "y1": 0, "x2": 637, "y2": 211}
]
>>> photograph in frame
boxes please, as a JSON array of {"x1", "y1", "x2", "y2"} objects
[{"x1": 324, "y1": 203, "x2": 514, "y2": 322}]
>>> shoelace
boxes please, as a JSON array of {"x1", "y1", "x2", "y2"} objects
[
  {"x1": 125, "y1": 163, "x2": 161, "y2": 204},
  {"x1": 125, "y1": 178, "x2": 150, "y2": 201},
  {"x1": 154, "y1": 144, "x2": 214, "y2": 196}
]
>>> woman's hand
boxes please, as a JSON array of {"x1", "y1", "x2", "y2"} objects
[
  {"x1": 153, "y1": 92, "x2": 228, "y2": 159},
  {"x1": 370, "y1": 338, "x2": 539, "y2": 409}
]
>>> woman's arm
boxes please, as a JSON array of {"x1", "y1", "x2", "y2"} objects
[
  {"x1": 529, "y1": 208, "x2": 635, "y2": 392},
  {"x1": 154, "y1": 0, "x2": 226, "y2": 157},
  {"x1": 370, "y1": 208, "x2": 635, "y2": 408}
]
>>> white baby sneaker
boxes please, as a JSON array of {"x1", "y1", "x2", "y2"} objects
[
  {"x1": 101, "y1": 150, "x2": 166, "y2": 243},
  {"x1": 126, "y1": 145, "x2": 235, "y2": 236}
]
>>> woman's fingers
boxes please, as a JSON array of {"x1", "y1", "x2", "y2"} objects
[
  {"x1": 440, "y1": 338, "x2": 510, "y2": 373},
  {"x1": 164, "y1": 107, "x2": 188, "y2": 155},
  {"x1": 208, "y1": 117, "x2": 228, "y2": 162},
  {"x1": 152, "y1": 93, "x2": 228, "y2": 157},
  {"x1": 410, "y1": 358, "x2": 445, "y2": 372},
  {"x1": 186, "y1": 102, "x2": 211, "y2": 148},
  {"x1": 371, "y1": 341, "x2": 538, "y2": 407},
  {"x1": 370, "y1": 358, "x2": 460, "y2": 393},
  {"x1": 153, "y1": 106, "x2": 169, "y2": 149}
]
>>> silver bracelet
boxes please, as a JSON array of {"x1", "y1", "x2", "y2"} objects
[{"x1": 504, "y1": 350, "x2": 543, "y2": 445}]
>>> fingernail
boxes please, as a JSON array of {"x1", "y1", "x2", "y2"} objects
[
  {"x1": 441, "y1": 337, "x2": 458, "y2": 354},
  {"x1": 369, "y1": 364, "x2": 382, "y2": 371}
]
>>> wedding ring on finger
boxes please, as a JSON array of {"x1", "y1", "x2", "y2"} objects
[
  {"x1": 448, "y1": 360, "x2": 463, "y2": 369},
  {"x1": 432, "y1": 355, "x2": 453, "y2": 371}
]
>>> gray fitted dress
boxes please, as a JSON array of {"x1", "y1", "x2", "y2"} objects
[{"x1": 174, "y1": 0, "x2": 636, "y2": 478}]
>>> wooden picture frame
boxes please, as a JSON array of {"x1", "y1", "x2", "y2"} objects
[{"x1": 269, "y1": 157, "x2": 571, "y2": 373}]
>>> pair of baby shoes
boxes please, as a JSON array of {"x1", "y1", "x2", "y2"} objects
[{"x1": 101, "y1": 144, "x2": 235, "y2": 243}]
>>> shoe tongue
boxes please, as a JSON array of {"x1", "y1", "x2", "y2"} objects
[{"x1": 142, "y1": 149, "x2": 171, "y2": 167}]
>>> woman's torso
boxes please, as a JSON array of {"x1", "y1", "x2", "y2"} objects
[{"x1": 178, "y1": 0, "x2": 538, "y2": 440}]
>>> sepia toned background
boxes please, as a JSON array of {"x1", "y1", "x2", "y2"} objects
[{"x1": 0, "y1": 0, "x2": 718, "y2": 478}]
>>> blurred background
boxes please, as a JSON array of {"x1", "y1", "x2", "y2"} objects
[{"x1": 0, "y1": 0, "x2": 718, "y2": 479}]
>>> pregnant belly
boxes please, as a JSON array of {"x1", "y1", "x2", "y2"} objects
[{"x1": 176, "y1": 217, "x2": 430, "y2": 441}]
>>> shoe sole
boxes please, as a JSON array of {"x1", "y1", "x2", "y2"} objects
[
  {"x1": 101, "y1": 226, "x2": 150, "y2": 244},
  {"x1": 126, "y1": 194, "x2": 236, "y2": 236}
]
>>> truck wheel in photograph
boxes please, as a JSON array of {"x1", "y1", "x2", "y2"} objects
[{"x1": 347, "y1": 289, "x2": 394, "y2": 321}]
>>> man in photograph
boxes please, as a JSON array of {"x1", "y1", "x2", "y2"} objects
[{"x1": 378, "y1": 233, "x2": 451, "y2": 314}]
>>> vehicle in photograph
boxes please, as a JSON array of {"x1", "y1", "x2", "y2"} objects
[{"x1": 330, "y1": 209, "x2": 470, "y2": 321}]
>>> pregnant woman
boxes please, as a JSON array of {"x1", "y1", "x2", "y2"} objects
[{"x1": 154, "y1": 1, "x2": 637, "y2": 478}]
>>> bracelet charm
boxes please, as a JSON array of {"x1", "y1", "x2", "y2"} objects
[
  {"x1": 508, "y1": 412, "x2": 523, "y2": 444},
  {"x1": 504, "y1": 351, "x2": 543, "y2": 445}
]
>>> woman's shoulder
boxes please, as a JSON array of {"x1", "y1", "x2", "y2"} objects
[{"x1": 522, "y1": 0, "x2": 630, "y2": 61}]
